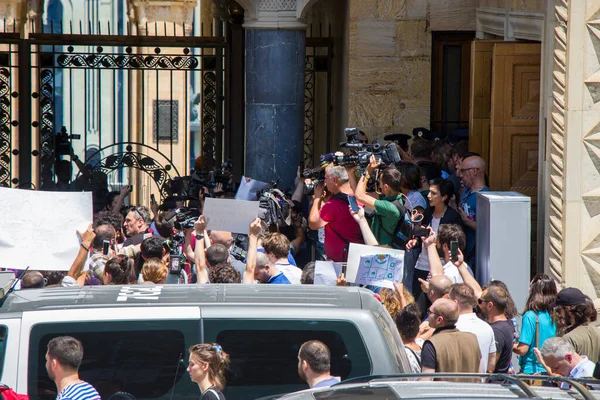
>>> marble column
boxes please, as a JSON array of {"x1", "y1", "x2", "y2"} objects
[{"x1": 245, "y1": 28, "x2": 306, "y2": 190}]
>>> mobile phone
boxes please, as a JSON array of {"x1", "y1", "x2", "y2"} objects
[
  {"x1": 102, "y1": 240, "x2": 110, "y2": 256},
  {"x1": 348, "y1": 195, "x2": 359, "y2": 212},
  {"x1": 450, "y1": 240, "x2": 459, "y2": 262},
  {"x1": 150, "y1": 194, "x2": 156, "y2": 204}
]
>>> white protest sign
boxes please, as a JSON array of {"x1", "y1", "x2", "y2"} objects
[
  {"x1": 346, "y1": 243, "x2": 405, "y2": 289},
  {"x1": 314, "y1": 261, "x2": 343, "y2": 286},
  {"x1": 203, "y1": 198, "x2": 260, "y2": 234},
  {"x1": 234, "y1": 176, "x2": 270, "y2": 201},
  {"x1": 0, "y1": 187, "x2": 93, "y2": 271}
]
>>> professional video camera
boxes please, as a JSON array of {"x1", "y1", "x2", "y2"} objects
[
  {"x1": 169, "y1": 160, "x2": 235, "y2": 200},
  {"x1": 302, "y1": 166, "x2": 326, "y2": 195},
  {"x1": 258, "y1": 188, "x2": 292, "y2": 227},
  {"x1": 319, "y1": 127, "x2": 401, "y2": 169},
  {"x1": 55, "y1": 126, "x2": 81, "y2": 159},
  {"x1": 164, "y1": 233, "x2": 187, "y2": 277},
  {"x1": 171, "y1": 207, "x2": 201, "y2": 231},
  {"x1": 230, "y1": 234, "x2": 249, "y2": 262}
]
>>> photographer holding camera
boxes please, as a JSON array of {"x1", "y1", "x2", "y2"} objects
[
  {"x1": 308, "y1": 165, "x2": 364, "y2": 262},
  {"x1": 353, "y1": 155, "x2": 404, "y2": 246}
]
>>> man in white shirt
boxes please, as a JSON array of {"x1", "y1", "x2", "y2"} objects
[
  {"x1": 261, "y1": 232, "x2": 302, "y2": 284},
  {"x1": 450, "y1": 283, "x2": 497, "y2": 373},
  {"x1": 540, "y1": 337, "x2": 596, "y2": 386}
]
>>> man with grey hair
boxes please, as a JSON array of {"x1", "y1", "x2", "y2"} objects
[
  {"x1": 539, "y1": 337, "x2": 595, "y2": 381},
  {"x1": 123, "y1": 206, "x2": 154, "y2": 246},
  {"x1": 309, "y1": 165, "x2": 364, "y2": 262}
]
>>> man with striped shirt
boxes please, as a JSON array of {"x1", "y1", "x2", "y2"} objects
[{"x1": 46, "y1": 336, "x2": 100, "y2": 400}]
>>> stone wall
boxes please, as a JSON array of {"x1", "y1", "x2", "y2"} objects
[
  {"x1": 346, "y1": 0, "x2": 431, "y2": 141},
  {"x1": 477, "y1": 0, "x2": 547, "y2": 11}
]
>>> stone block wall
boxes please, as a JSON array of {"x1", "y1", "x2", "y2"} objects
[
  {"x1": 347, "y1": 0, "x2": 431, "y2": 141},
  {"x1": 477, "y1": 0, "x2": 547, "y2": 11}
]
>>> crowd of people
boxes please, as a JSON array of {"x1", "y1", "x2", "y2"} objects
[{"x1": 7, "y1": 130, "x2": 600, "y2": 398}]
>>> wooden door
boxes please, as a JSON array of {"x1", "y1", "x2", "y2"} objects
[
  {"x1": 489, "y1": 42, "x2": 541, "y2": 265},
  {"x1": 469, "y1": 40, "x2": 503, "y2": 168}
]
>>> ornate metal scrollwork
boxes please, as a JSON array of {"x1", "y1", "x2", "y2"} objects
[
  {"x1": 304, "y1": 56, "x2": 315, "y2": 168},
  {"x1": 202, "y1": 71, "x2": 217, "y2": 169},
  {"x1": 89, "y1": 151, "x2": 175, "y2": 199},
  {"x1": 39, "y1": 69, "x2": 55, "y2": 190},
  {"x1": 0, "y1": 68, "x2": 10, "y2": 187},
  {"x1": 55, "y1": 53, "x2": 199, "y2": 70}
]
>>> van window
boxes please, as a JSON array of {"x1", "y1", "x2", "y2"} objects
[
  {"x1": 203, "y1": 319, "x2": 371, "y2": 400},
  {"x1": 0, "y1": 325, "x2": 6, "y2": 380},
  {"x1": 28, "y1": 320, "x2": 200, "y2": 400}
]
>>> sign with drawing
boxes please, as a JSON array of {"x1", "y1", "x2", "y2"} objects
[{"x1": 345, "y1": 243, "x2": 405, "y2": 289}]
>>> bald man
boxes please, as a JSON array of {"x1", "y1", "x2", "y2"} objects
[
  {"x1": 420, "y1": 298, "x2": 481, "y2": 381},
  {"x1": 457, "y1": 155, "x2": 488, "y2": 269}
]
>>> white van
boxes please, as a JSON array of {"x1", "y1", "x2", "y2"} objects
[{"x1": 0, "y1": 284, "x2": 409, "y2": 400}]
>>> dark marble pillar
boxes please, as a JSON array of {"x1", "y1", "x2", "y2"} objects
[{"x1": 245, "y1": 29, "x2": 306, "y2": 190}]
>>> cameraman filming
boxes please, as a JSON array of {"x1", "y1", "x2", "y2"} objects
[
  {"x1": 308, "y1": 165, "x2": 364, "y2": 262},
  {"x1": 353, "y1": 155, "x2": 404, "y2": 246}
]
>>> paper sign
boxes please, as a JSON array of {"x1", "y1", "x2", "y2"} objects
[
  {"x1": 202, "y1": 198, "x2": 260, "y2": 234},
  {"x1": 314, "y1": 261, "x2": 343, "y2": 286},
  {"x1": 346, "y1": 243, "x2": 405, "y2": 289},
  {"x1": 234, "y1": 176, "x2": 270, "y2": 201},
  {"x1": 0, "y1": 187, "x2": 93, "y2": 271}
]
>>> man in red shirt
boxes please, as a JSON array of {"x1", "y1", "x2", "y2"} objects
[{"x1": 308, "y1": 165, "x2": 364, "y2": 261}]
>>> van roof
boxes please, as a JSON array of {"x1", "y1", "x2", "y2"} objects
[{"x1": 0, "y1": 284, "x2": 381, "y2": 314}]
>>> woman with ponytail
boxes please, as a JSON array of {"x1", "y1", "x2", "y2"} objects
[
  {"x1": 188, "y1": 343, "x2": 230, "y2": 399},
  {"x1": 102, "y1": 255, "x2": 137, "y2": 285}
]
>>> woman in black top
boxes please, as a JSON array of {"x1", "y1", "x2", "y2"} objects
[
  {"x1": 407, "y1": 178, "x2": 464, "y2": 298},
  {"x1": 188, "y1": 343, "x2": 230, "y2": 400}
]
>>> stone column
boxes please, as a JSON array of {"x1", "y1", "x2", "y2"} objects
[
  {"x1": 545, "y1": 0, "x2": 600, "y2": 297},
  {"x1": 244, "y1": 1, "x2": 306, "y2": 190}
]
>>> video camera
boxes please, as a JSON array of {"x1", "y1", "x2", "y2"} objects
[
  {"x1": 258, "y1": 188, "x2": 292, "y2": 227},
  {"x1": 230, "y1": 234, "x2": 248, "y2": 262},
  {"x1": 55, "y1": 126, "x2": 81, "y2": 159},
  {"x1": 169, "y1": 160, "x2": 234, "y2": 200},
  {"x1": 171, "y1": 207, "x2": 201, "y2": 231},
  {"x1": 302, "y1": 166, "x2": 326, "y2": 195},
  {"x1": 319, "y1": 127, "x2": 401, "y2": 169}
]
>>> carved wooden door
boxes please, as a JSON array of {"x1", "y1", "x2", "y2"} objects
[
  {"x1": 469, "y1": 40, "x2": 503, "y2": 168},
  {"x1": 489, "y1": 42, "x2": 541, "y2": 264}
]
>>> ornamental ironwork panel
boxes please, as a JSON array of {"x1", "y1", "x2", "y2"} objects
[
  {"x1": 304, "y1": 56, "x2": 315, "y2": 168},
  {"x1": 0, "y1": 67, "x2": 10, "y2": 187},
  {"x1": 39, "y1": 69, "x2": 55, "y2": 190},
  {"x1": 202, "y1": 71, "x2": 217, "y2": 169}
]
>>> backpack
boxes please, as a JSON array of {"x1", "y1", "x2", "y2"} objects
[
  {"x1": 374, "y1": 199, "x2": 414, "y2": 250},
  {"x1": 0, "y1": 385, "x2": 29, "y2": 400}
]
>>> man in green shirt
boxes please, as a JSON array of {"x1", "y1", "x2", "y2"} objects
[{"x1": 354, "y1": 156, "x2": 404, "y2": 246}]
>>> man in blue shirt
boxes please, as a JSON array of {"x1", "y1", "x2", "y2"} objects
[
  {"x1": 253, "y1": 252, "x2": 291, "y2": 284},
  {"x1": 458, "y1": 155, "x2": 489, "y2": 270},
  {"x1": 298, "y1": 340, "x2": 340, "y2": 388}
]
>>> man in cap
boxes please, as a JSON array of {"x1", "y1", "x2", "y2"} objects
[{"x1": 553, "y1": 287, "x2": 600, "y2": 363}]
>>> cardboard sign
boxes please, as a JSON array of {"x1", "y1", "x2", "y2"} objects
[
  {"x1": 0, "y1": 187, "x2": 93, "y2": 271},
  {"x1": 202, "y1": 197, "x2": 260, "y2": 234}
]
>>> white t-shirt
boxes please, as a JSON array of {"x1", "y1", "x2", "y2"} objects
[
  {"x1": 277, "y1": 263, "x2": 302, "y2": 284},
  {"x1": 456, "y1": 313, "x2": 497, "y2": 373},
  {"x1": 442, "y1": 261, "x2": 465, "y2": 283},
  {"x1": 415, "y1": 217, "x2": 441, "y2": 272}
]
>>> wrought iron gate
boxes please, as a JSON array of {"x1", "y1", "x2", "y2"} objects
[
  {"x1": 0, "y1": 22, "x2": 228, "y2": 201},
  {"x1": 304, "y1": 35, "x2": 333, "y2": 168}
]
